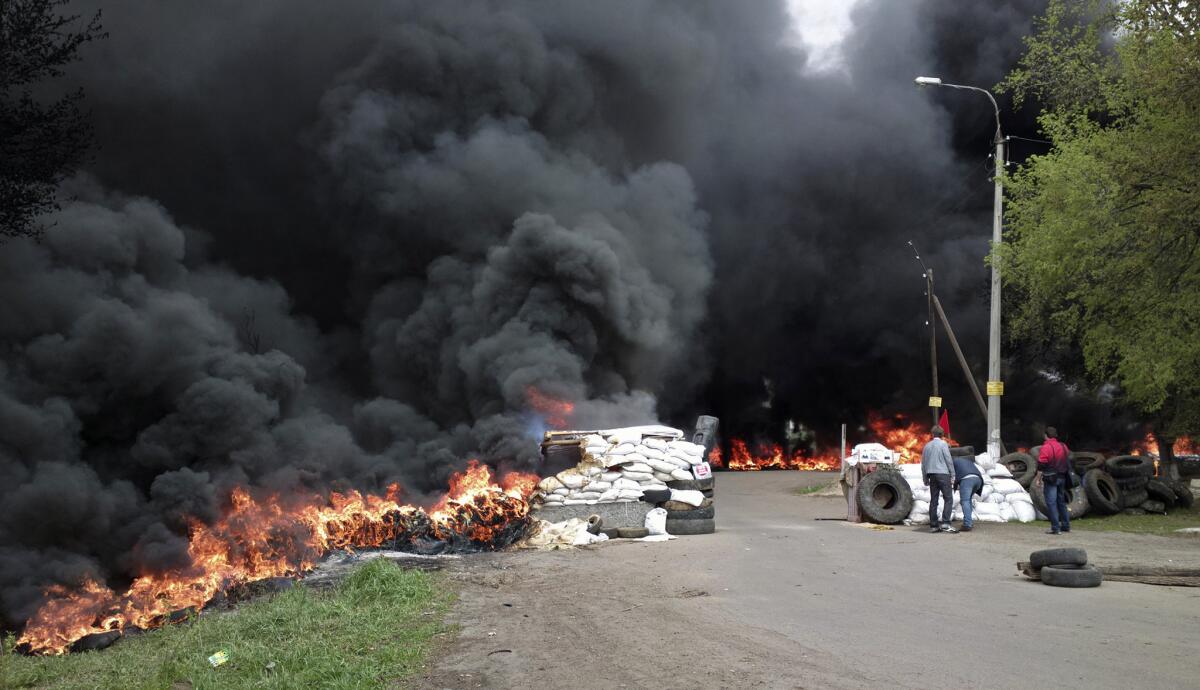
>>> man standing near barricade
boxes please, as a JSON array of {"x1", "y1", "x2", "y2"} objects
[
  {"x1": 952, "y1": 453, "x2": 984, "y2": 532},
  {"x1": 921, "y1": 425, "x2": 957, "y2": 533},
  {"x1": 1038, "y1": 426, "x2": 1072, "y2": 535}
]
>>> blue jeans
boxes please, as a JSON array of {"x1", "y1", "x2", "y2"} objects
[
  {"x1": 958, "y1": 476, "x2": 982, "y2": 527},
  {"x1": 1043, "y1": 473, "x2": 1071, "y2": 533}
]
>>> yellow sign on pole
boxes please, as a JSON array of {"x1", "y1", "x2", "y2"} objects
[
  {"x1": 986, "y1": 381, "x2": 1005, "y2": 396},
  {"x1": 928, "y1": 396, "x2": 943, "y2": 408}
]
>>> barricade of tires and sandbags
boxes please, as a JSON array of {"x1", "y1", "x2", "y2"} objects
[
  {"x1": 530, "y1": 425, "x2": 716, "y2": 537},
  {"x1": 896, "y1": 450, "x2": 1040, "y2": 524},
  {"x1": 997, "y1": 448, "x2": 1195, "y2": 518}
]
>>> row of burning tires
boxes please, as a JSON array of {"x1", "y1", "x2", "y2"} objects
[{"x1": 999, "y1": 450, "x2": 1195, "y2": 518}]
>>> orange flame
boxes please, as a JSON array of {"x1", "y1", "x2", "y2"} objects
[
  {"x1": 526, "y1": 387, "x2": 575, "y2": 429},
  {"x1": 18, "y1": 461, "x2": 535, "y2": 656},
  {"x1": 1130, "y1": 432, "x2": 1197, "y2": 456}
]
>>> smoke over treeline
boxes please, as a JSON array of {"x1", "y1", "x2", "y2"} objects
[{"x1": 1, "y1": 0, "x2": 1130, "y2": 630}]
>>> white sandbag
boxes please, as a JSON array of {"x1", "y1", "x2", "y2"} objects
[
  {"x1": 1012, "y1": 501, "x2": 1036, "y2": 522},
  {"x1": 620, "y1": 461, "x2": 654, "y2": 474},
  {"x1": 652, "y1": 471, "x2": 675, "y2": 483},
  {"x1": 669, "y1": 489, "x2": 705, "y2": 506},
  {"x1": 538, "y1": 476, "x2": 564, "y2": 492},
  {"x1": 670, "y1": 468, "x2": 693, "y2": 481},
  {"x1": 541, "y1": 495, "x2": 564, "y2": 504},
  {"x1": 913, "y1": 500, "x2": 929, "y2": 515},
  {"x1": 992, "y1": 478, "x2": 1024, "y2": 495},
  {"x1": 582, "y1": 465, "x2": 602, "y2": 477},
  {"x1": 617, "y1": 488, "x2": 644, "y2": 500},
  {"x1": 998, "y1": 502, "x2": 1016, "y2": 521},
  {"x1": 662, "y1": 454, "x2": 693, "y2": 470},
  {"x1": 600, "y1": 471, "x2": 622, "y2": 482},
  {"x1": 612, "y1": 478, "x2": 641, "y2": 490},
  {"x1": 668, "y1": 441, "x2": 705, "y2": 456},
  {"x1": 980, "y1": 485, "x2": 993, "y2": 500},
  {"x1": 952, "y1": 506, "x2": 964, "y2": 521},
  {"x1": 975, "y1": 452, "x2": 997, "y2": 471},
  {"x1": 563, "y1": 498, "x2": 590, "y2": 505},
  {"x1": 605, "y1": 428, "x2": 644, "y2": 446},
  {"x1": 912, "y1": 489, "x2": 930, "y2": 504},
  {"x1": 606, "y1": 442, "x2": 638, "y2": 456},
  {"x1": 556, "y1": 471, "x2": 588, "y2": 489},
  {"x1": 645, "y1": 457, "x2": 679, "y2": 474},
  {"x1": 587, "y1": 481, "x2": 612, "y2": 491},
  {"x1": 974, "y1": 512, "x2": 1005, "y2": 523},
  {"x1": 584, "y1": 434, "x2": 607, "y2": 447},
  {"x1": 988, "y1": 465, "x2": 1013, "y2": 478},
  {"x1": 645, "y1": 507, "x2": 668, "y2": 535},
  {"x1": 639, "y1": 446, "x2": 666, "y2": 460},
  {"x1": 642, "y1": 437, "x2": 668, "y2": 450},
  {"x1": 621, "y1": 471, "x2": 655, "y2": 483},
  {"x1": 987, "y1": 493, "x2": 1006, "y2": 504},
  {"x1": 1006, "y1": 492, "x2": 1032, "y2": 505},
  {"x1": 972, "y1": 502, "x2": 1001, "y2": 516},
  {"x1": 908, "y1": 513, "x2": 930, "y2": 525},
  {"x1": 643, "y1": 482, "x2": 668, "y2": 492},
  {"x1": 573, "y1": 491, "x2": 601, "y2": 500},
  {"x1": 899, "y1": 464, "x2": 924, "y2": 479},
  {"x1": 638, "y1": 533, "x2": 676, "y2": 542},
  {"x1": 598, "y1": 489, "x2": 621, "y2": 502}
]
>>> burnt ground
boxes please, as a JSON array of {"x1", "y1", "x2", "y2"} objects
[{"x1": 413, "y1": 472, "x2": 1200, "y2": 690}]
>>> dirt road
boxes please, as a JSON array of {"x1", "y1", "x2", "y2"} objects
[{"x1": 417, "y1": 472, "x2": 1200, "y2": 689}]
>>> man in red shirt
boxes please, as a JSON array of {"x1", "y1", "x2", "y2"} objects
[{"x1": 1038, "y1": 426, "x2": 1072, "y2": 535}]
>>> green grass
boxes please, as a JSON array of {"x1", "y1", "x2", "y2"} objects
[
  {"x1": 1, "y1": 558, "x2": 451, "y2": 690},
  {"x1": 793, "y1": 482, "x2": 836, "y2": 496},
  {"x1": 1005, "y1": 504, "x2": 1200, "y2": 536}
]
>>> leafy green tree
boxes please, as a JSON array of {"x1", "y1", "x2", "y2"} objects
[
  {"x1": 1, "y1": 0, "x2": 103, "y2": 239},
  {"x1": 999, "y1": 0, "x2": 1200, "y2": 465}
]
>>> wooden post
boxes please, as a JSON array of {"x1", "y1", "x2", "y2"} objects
[
  {"x1": 928, "y1": 269, "x2": 939, "y2": 426},
  {"x1": 932, "y1": 293, "x2": 1008, "y2": 455}
]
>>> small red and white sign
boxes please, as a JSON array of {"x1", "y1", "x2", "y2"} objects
[{"x1": 692, "y1": 461, "x2": 712, "y2": 480}]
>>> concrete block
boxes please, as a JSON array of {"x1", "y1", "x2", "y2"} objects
[{"x1": 531, "y1": 500, "x2": 652, "y2": 528}]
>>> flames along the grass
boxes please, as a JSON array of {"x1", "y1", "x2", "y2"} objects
[
  {"x1": 17, "y1": 461, "x2": 537, "y2": 656},
  {"x1": 710, "y1": 413, "x2": 958, "y2": 471}
]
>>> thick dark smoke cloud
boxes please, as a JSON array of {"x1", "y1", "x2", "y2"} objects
[{"x1": 2, "y1": 0, "x2": 1128, "y2": 631}]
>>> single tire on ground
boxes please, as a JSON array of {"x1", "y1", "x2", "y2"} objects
[
  {"x1": 1146, "y1": 479, "x2": 1177, "y2": 508},
  {"x1": 1041, "y1": 564, "x2": 1103, "y2": 588},
  {"x1": 616, "y1": 527, "x2": 649, "y2": 538},
  {"x1": 667, "y1": 477, "x2": 714, "y2": 492},
  {"x1": 1001, "y1": 452, "x2": 1037, "y2": 488},
  {"x1": 855, "y1": 469, "x2": 914, "y2": 524},
  {"x1": 1172, "y1": 481, "x2": 1195, "y2": 508},
  {"x1": 600, "y1": 527, "x2": 620, "y2": 539},
  {"x1": 1070, "y1": 452, "x2": 1106, "y2": 474},
  {"x1": 1105, "y1": 454, "x2": 1155, "y2": 478},
  {"x1": 1083, "y1": 469, "x2": 1122, "y2": 515},
  {"x1": 665, "y1": 505, "x2": 715, "y2": 520},
  {"x1": 1030, "y1": 547, "x2": 1088, "y2": 569},
  {"x1": 1121, "y1": 488, "x2": 1149, "y2": 509},
  {"x1": 665, "y1": 518, "x2": 716, "y2": 535},
  {"x1": 1114, "y1": 475, "x2": 1149, "y2": 491},
  {"x1": 1140, "y1": 499, "x2": 1167, "y2": 514},
  {"x1": 950, "y1": 445, "x2": 975, "y2": 457}
]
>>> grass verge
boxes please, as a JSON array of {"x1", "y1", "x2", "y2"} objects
[
  {"x1": 793, "y1": 483, "x2": 836, "y2": 496},
  {"x1": 1003, "y1": 503, "x2": 1200, "y2": 536},
  {"x1": 1, "y1": 558, "x2": 451, "y2": 690}
]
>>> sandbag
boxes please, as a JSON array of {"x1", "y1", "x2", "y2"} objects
[
  {"x1": 598, "y1": 489, "x2": 621, "y2": 502},
  {"x1": 556, "y1": 472, "x2": 588, "y2": 489},
  {"x1": 642, "y1": 438, "x2": 668, "y2": 450},
  {"x1": 988, "y1": 465, "x2": 1013, "y2": 478},
  {"x1": 600, "y1": 471, "x2": 622, "y2": 482},
  {"x1": 620, "y1": 471, "x2": 655, "y2": 483},
  {"x1": 612, "y1": 478, "x2": 641, "y2": 490},
  {"x1": 975, "y1": 452, "x2": 997, "y2": 471},
  {"x1": 587, "y1": 481, "x2": 612, "y2": 491},
  {"x1": 645, "y1": 457, "x2": 678, "y2": 474},
  {"x1": 670, "y1": 468, "x2": 694, "y2": 481},
  {"x1": 974, "y1": 512, "x2": 1005, "y2": 523},
  {"x1": 1012, "y1": 501, "x2": 1036, "y2": 522},
  {"x1": 621, "y1": 461, "x2": 653, "y2": 474},
  {"x1": 1006, "y1": 492, "x2": 1033, "y2": 505},
  {"x1": 639, "y1": 446, "x2": 666, "y2": 460},
  {"x1": 973, "y1": 502, "x2": 1000, "y2": 515},
  {"x1": 538, "y1": 476, "x2": 564, "y2": 492},
  {"x1": 980, "y1": 485, "x2": 994, "y2": 500},
  {"x1": 899, "y1": 464, "x2": 924, "y2": 479},
  {"x1": 669, "y1": 489, "x2": 705, "y2": 506},
  {"x1": 645, "y1": 508, "x2": 668, "y2": 535},
  {"x1": 652, "y1": 471, "x2": 674, "y2": 483},
  {"x1": 669, "y1": 441, "x2": 705, "y2": 456},
  {"x1": 607, "y1": 442, "x2": 638, "y2": 456},
  {"x1": 617, "y1": 489, "x2": 644, "y2": 500},
  {"x1": 998, "y1": 502, "x2": 1016, "y2": 521},
  {"x1": 992, "y1": 478, "x2": 1025, "y2": 495}
]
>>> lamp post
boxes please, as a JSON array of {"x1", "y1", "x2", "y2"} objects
[{"x1": 915, "y1": 76, "x2": 1005, "y2": 460}]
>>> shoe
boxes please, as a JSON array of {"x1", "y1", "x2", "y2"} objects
[
  {"x1": 941, "y1": 525, "x2": 958, "y2": 533},
  {"x1": 930, "y1": 526, "x2": 941, "y2": 533},
  {"x1": 1062, "y1": 528, "x2": 1071, "y2": 533},
  {"x1": 1045, "y1": 529, "x2": 1061, "y2": 535},
  {"x1": 961, "y1": 526, "x2": 972, "y2": 532}
]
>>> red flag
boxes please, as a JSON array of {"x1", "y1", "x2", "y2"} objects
[{"x1": 938, "y1": 409, "x2": 951, "y2": 440}]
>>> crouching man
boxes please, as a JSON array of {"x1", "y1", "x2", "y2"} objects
[
  {"x1": 953, "y1": 454, "x2": 984, "y2": 532},
  {"x1": 921, "y1": 425, "x2": 957, "y2": 533}
]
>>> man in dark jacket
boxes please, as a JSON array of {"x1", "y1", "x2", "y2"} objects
[
  {"x1": 1038, "y1": 426, "x2": 1072, "y2": 535},
  {"x1": 952, "y1": 455, "x2": 984, "y2": 531}
]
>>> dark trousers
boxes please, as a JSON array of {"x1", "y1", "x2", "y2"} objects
[
  {"x1": 1043, "y1": 473, "x2": 1071, "y2": 533},
  {"x1": 927, "y1": 473, "x2": 953, "y2": 526}
]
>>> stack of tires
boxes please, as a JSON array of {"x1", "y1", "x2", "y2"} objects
[
  {"x1": 662, "y1": 476, "x2": 715, "y2": 535},
  {"x1": 1029, "y1": 547, "x2": 1102, "y2": 588},
  {"x1": 1003, "y1": 449, "x2": 1195, "y2": 519},
  {"x1": 855, "y1": 467, "x2": 914, "y2": 525}
]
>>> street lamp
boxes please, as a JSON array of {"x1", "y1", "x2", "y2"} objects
[{"x1": 915, "y1": 75, "x2": 1006, "y2": 460}]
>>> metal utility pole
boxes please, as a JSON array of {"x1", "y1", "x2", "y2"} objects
[
  {"x1": 928, "y1": 268, "x2": 939, "y2": 427},
  {"x1": 915, "y1": 76, "x2": 1005, "y2": 460}
]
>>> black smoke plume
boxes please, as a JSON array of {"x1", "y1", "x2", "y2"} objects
[{"x1": 1, "y1": 0, "x2": 1129, "y2": 632}]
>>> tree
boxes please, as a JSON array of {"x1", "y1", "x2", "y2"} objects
[
  {"x1": 999, "y1": 0, "x2": 1200, "y2": 469},
  {"x1": 1, "y1": 0, "x2": 104, "y2": 239}
]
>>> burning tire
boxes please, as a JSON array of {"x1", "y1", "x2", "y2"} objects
[
  {"x1": 665, "y1": 505, "x2": 715, "y2": 520},
  {"x1": 1172, "y1": 481, "x2": 1195, "y2": 508},
  {"x1": 668, "y1": 478, "x2": 714, "y2": 492},
  {"x1": 1029, "y1": 547, "x2": 1088, "y2": 569},
  {"x1": 1146, "y1": 479, "x2": 1177, "y2": 509},
  {"x1": 1083, "y1": 470, "x2": 1122, "y2": 515},
  {"x1": 1001, "y1": 452, "x2": 1037, "y2": 488},
  {"x1": 665, "y1": 518, "x2": 715, "y2": 535},
  {"x1": 1105, "y1": 455, "x2": 1155, "y2": 479},
  {"x1": 1070, "y1": 452, "x2": 1106, "y2": 474},
  {"x1": 1041, "y1": 564, "x2": 1103, "y2": 588},
  {"x1": 855, "y1": 469, "x2": 913, "y2": 525}
]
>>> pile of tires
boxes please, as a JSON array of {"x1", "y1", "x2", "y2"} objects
[
  {"x1": 855, "y1": 467, "x2": 914, "y2": 525},
  {"x1": 1028, "y1": 547, "x2": 1102, "y2": 588},
  {"x1": 662, "y1": 476, "x2": 715, "y2": 535}
]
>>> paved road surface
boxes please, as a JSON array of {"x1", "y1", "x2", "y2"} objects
[{"x1": 419, "y1": 472, "x2": 1200, "y2": 689}]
